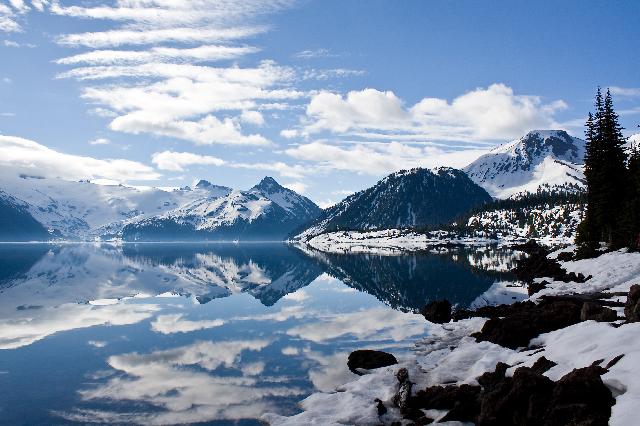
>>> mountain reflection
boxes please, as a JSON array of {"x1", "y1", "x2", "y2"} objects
[
  {"x1": 303, "y1": 245, "x2": 521, "y2": 311},
  {"x1": 0, "y1": 243, "x2": 521, "y2": 315},
  {"x1": 0, "y1": 243, "x2": 524, "y2": 425},
  {"x1": 121, "y1": 243, "x2": 324, "y2": 306}
]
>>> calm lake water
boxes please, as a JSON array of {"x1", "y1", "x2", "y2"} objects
[{"x1": 0, "y1": 243, "x2": 520, "y2": 425}]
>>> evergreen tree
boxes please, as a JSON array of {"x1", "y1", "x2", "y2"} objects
[{"x1": 577, "y1": 88, "x2": 628, "y2": 255}]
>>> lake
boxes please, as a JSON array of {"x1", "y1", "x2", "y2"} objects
[{"x1": 0, "y1": 243, "x2": 521, "y2": 425}]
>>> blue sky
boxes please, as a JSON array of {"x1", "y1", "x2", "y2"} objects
[{"x1": 1, "y1": 0, "x2": 639, "y2": 206}]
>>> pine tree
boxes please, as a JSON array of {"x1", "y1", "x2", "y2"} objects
[{"x1": 577, "y1": 88, "x2": 628, "y2": 255}]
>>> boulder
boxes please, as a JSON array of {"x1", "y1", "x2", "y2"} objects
[
  {"x1": 347, "y1": 350, "x2": 397, "y2": 375},
  {"x1": 543, "y1": 365, "x2": 614, "y2": 425},
  {"x1": 580, "y1": 301, "x2": 618, "y2": 322},
  {"x1": 393, "y1": 368, "x2": 413, "y2": 414},
  {"x1": 421, "y1": 300, "x2": 451, "y2": 323},
  {"x1": 402, "y1": 361, "x2": 614, "y2": 426},
  {"x1": 624, "y1": 284, "x2": 640, "y2": 322},
  {"x1": 474, "y1": 298, "x2": 583, "y2": 349}
]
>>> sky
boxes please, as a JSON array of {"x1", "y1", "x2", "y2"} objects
[{"x1": 0, "y1": 0, "x2": 639, "y2": 206}]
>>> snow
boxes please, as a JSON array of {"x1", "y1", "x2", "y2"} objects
[
  {"x1": 0, "y1": 167, "x2": 226, "y2": 238},
  {"x1": 306, "y1": 230, "x2": 497, "y2": 255},
  {"x1": 266, "y1": 249, "x2": 640, "y2": 425},
  {"x1": 0, "y1": 169, "x2": 320, "y2": 240},
  {"x1": 464, "y1": 130, "x2": 586, "y2": 199}
]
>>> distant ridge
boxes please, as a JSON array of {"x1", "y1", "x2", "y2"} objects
[{"x1": 294, "y1": 167, "x2": 492, "y2": 241}]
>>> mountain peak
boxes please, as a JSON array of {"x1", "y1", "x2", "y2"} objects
[
  {"x1": 195, "y1": 179, "x2": 212, "y2": 188},
  {"x1": 464, "y1": 129, "x2": 586, "y2": 199},
  {"x1": 252, "y1": 176, "x2": 282, "y2": 192}
]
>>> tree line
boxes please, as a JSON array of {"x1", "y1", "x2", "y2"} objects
[{"x1": 577, "y1": 87, "x2": 640, "y2": 256}]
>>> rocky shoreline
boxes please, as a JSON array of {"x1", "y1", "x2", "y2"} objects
[{"x1": 265, "y1": 243, "x2": 640, "y2": 425}]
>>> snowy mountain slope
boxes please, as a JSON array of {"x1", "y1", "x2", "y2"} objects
[
  {"x1": 250, "y1": 176, "x2": 321, "y2": 219},
  {"x1": 294, "y1": 167, "x2": 492, "y2": 241},
  {"x1": 121, "y1": 177, "x2": 320, "y2": 241},
  {"x1": 0, "y1": 190, "x2": 50, "y2": 241},
  {"x1": 464, "y1": 130, "x2": 586, "y2": 199},
  {"x1": 0, "y1": 169, "x2": 222, "y2": 239}
]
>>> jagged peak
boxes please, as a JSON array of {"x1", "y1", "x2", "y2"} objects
[{"x1": 252, "y1": 176, "x2": 284, "y2": 192}]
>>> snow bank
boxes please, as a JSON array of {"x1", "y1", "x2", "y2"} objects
[{"x1": 265, "y1": 250, "x2": 640, "y2": 425}]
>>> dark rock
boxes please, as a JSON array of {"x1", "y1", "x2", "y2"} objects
[
  {"x1": 421, "y1": 300, "x2": 451, "y2": 324},
  {"x1": 403, "y1": 361, "x2": 614, "y2": 426},
  {"x1": 528, "y1": 280, "x2": 549, "y2": 296},
  {"x1": 475, "y1": 298, "x2": 583, "y2": 349},
  {"x1": 477, "y1": 366, "x2": 555, "y2": 426},
  {"x1": 556, "y1": 251, "x2": 575, "y2": 261},
  {"x1": 580, "y1": 302, "x2": 618, "y2": 322},
  {"x1": 477, "y1": 362, "x2": 509, "y2": 389},
  {"x1": 374, "y1": 398, "x2": 387, "y2": 416},
  {"x1": 530, "y1": 356, "x2": 557, "y2": 374},
  {"x1": 543, "y1": 365, "x2": 614, "y2": 425},
  {"x1": 624, "y1": 284, "x2": 640, "y2": 322},
  {"x1": 424, "y1": 385, "x2": 481, "y2": 422},
  {"x1": 393, "y1": 368, "x2": 413, "y2": 413},
  {"x1": 347, "y1": 350, "x2": 397, "y2": 375},
  {"x1": 605, "y1": 354, "x2": 624, "y2": 369},
  {"x1": 513, "y1": 239, "x2": 546, "y2": 255},
  {"x1": 513, "y1": 243, "x2": 587, "y2": 288}
]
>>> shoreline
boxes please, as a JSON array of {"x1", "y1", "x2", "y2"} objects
[{"x1": 265, "y1": 246, "x2": 640, "y2": 425}]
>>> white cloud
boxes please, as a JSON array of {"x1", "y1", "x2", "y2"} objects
[
  {"x1": 285, "y1": 140, "x2": 487, "y2": 175},
  {"x1": 298, "y1": 84, "x2": 567, "y2": 142},
  {"x1": 57, "y1": 45, "x2": 259, "y2": 66},
  {"x1": 151, "y1": 150, "x2": 309, "y2": 179},
  {"x1": 111, "y1": 113, "x2": 271, "y2": 146},
  {"x1": 295, "y1": 48, "x2": 337, "y2": 59},
  {"x1": 56, "y1": 26, "x2": 265, "y2": 48},
  {"x1": 0, "y1": 3, "x2": 22, "y2": 32},
  {"x1": 89, "y1": 137, "x2": 110, "y2": 145},
  {"x1": 280, "y1": 129, "x2": 298, "y2": 139},
  {"x1": 301, "y1": 68, "x2": 365, "y2": 80},
  {"x1": 240, "y1": 110, "x2": 265, "y2": 126},
  {"x1": 152, "y1": 150, "x2": 225, "y2": 172},
  {"x1": 53, "y1": 1, "x2": 301, "y2": 147},
  {"x1": 30, "y1": 0, "x2": 48, "y2": 12},
  {"x1": 9, "y1": 0, "x2": 30, "y2": 13},
  {"x1": 0, "y1": 134, "x2": 161, "y2": 181},
  {"x1": 609, "y1": 86, "x2": 640, "y2": 98},
  {"x1": 0, "y1": 112, "x2": 15, "y2": 117},
  {"x1": 282, "y1": 181, "x2": 307, "y2": 194}
]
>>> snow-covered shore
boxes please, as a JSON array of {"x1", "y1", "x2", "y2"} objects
[
  {"x1": 264, "y1": 249, "x2": 640, "y2": 425},
  {"x1": 306, "y1": 229, "x2": 572, "y2": 255}
]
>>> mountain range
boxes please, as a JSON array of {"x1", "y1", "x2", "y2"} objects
[{"x1": 0, "y1": 129, "x2": 591, "y2": 242}]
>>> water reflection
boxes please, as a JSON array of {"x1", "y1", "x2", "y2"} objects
[
  {"x1": 0, "y1": 243, "x2": 521, "y2": 424},
  {"x1": 304, "y1": 245, "x2": 520, "y2": 311}
]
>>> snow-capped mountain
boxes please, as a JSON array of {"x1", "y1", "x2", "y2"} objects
[
  {"x1": 121, "y1": 177, "x2": 320, "y2": 241},
  {"x1": 0, "y1": 168, "x2": 218, "y2": 239},
  {"x1": 0, "y1": 168, "x2": 318, "y2": 241},
  {"x1": 294, "y1": 167, "x2": 492, "y2": 241},
  {"x1": 464, "y1": 130, "x2": 586, "y2": 199},
  {"x1": 0, "y1": 190, "x2": 50, "y2": 241}
]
